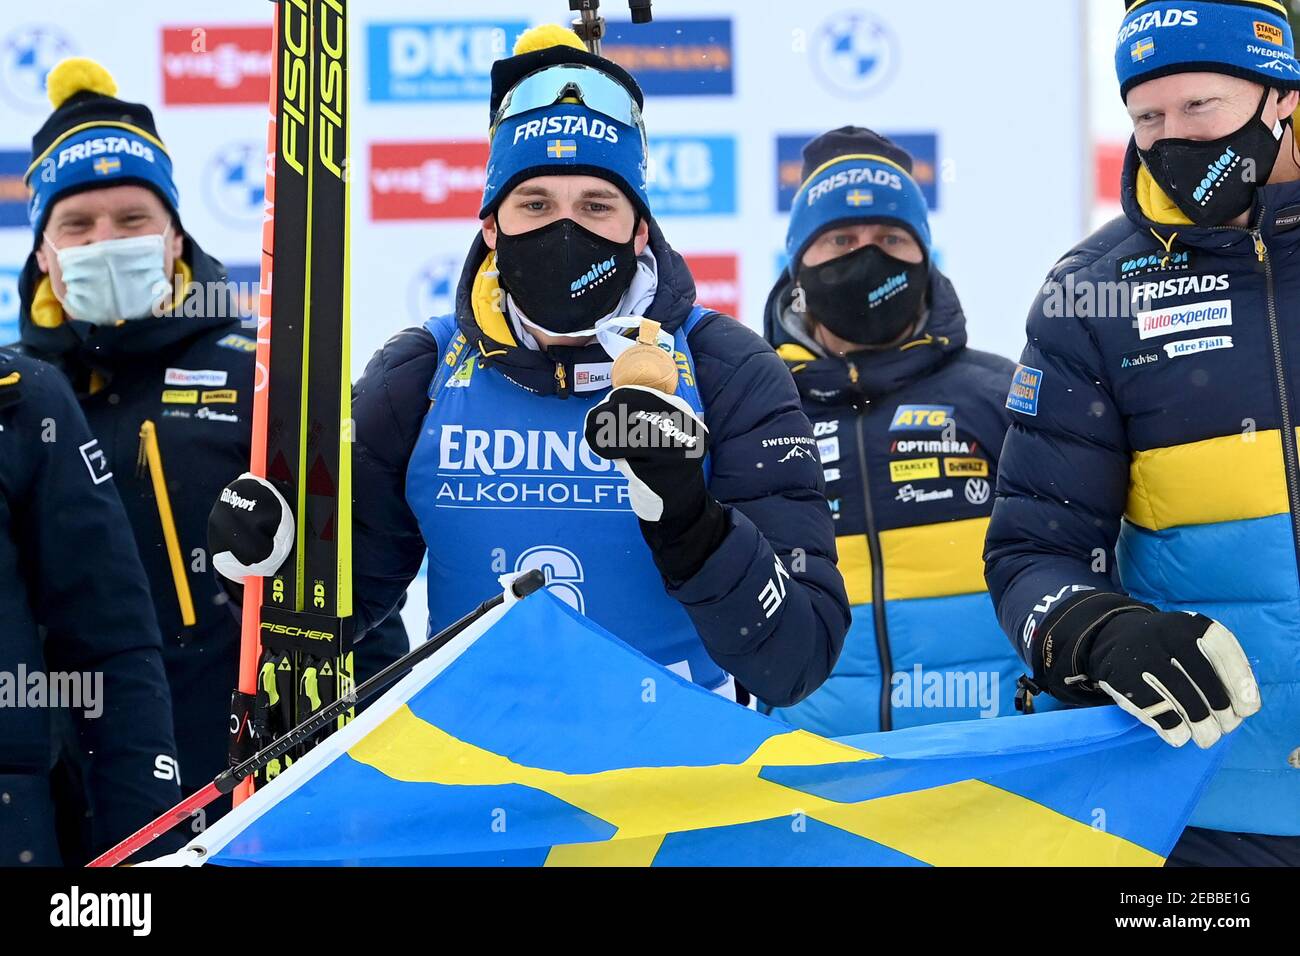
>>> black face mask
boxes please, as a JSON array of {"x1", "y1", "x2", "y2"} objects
[
  {"x1": 1138, "y1": 87, "x2": 1289, "y2": 226},
  {"x1": 495, "y1": 217, "x2": 638, "y2": 335},
  {"x1": 796, "y1": 244, "x2": 928, "y2": 348}
]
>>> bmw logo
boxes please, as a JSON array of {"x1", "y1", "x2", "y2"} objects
[
  {"x1": 811, "y1": 12, "x2": 898, "y2": 98},
  {"x1": 202, "y1": 143, "x2": 267, "y2": 229},
  {"x1": 1, "y1": 25, "x2": 74, "y2": 112},
  {"x1": 408, "y1": 256, "x2": 462, "y2": 324}
]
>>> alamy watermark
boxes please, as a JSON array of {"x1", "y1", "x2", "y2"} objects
[
  {"x1": 890, "y1": 665, "x2": 1000, "y2": 718},
  {"x1": 0, "y1": 665, "x2": 102, "y2": 718}
]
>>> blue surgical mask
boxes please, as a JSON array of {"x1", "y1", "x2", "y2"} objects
[{"x1": 45, "y1": 226, "x2": 173, "y2": 325}]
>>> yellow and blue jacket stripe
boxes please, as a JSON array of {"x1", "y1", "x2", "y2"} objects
[
  {"x1": 987, "y1": 142, "x2": 1300, "y2": 836},
  {"x1": 763, "y1": 266, "x2": 1043, "y2": 735}
]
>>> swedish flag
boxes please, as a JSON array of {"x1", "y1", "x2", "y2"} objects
[
  {"x1": 1131, "y1": 37, "x2": 1155, "y2": 63},
  {"x1": 92, "y1": 156, "x2": 122, "y2": 176},
  {"x1": 547, "y1": 139, "x2": 578, "y2": 159},
  {"x1": 846, "y1": 189, "x2": 874, "y2": 207},
  {"x1": 176, "y1": 591, "x2": 1224, "y2": 866}
]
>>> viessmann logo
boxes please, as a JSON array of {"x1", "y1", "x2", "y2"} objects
[
  {"x1": 370, "y1": 142, "x2": 489, "y2": 221},
  {"x1": 161, "y1": 25, "x2": 272, "y2": 105}
]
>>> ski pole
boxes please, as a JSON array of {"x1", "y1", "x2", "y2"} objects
[{"x1": 88, "y1": 570, "x2": 547, "y2": 868}]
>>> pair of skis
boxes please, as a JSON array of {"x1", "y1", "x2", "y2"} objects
[{"x1": 228, "y1": 0, "x2": 353, "y2": 803}]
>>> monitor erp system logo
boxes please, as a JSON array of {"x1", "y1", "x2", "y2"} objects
[
  {"x1": 0, "y1": 24, "x2": 74, "y2": 113},
  {"x1": 203, "y1": 142, "x2": 266, "y2": 229},
  {"x1": 809, "y1": 11, "x2": 898, "y2": 99},
  {"x1": 647, "y1": 136, "x2": 736, "y2": 217},
  {"x1": 602, "y1": 18, "x2": 734, "y2": 96},
  {"x1": 776, "y1": 132, "x2": 939, "y2": 213},
  {"x1": 368, "y1": 21, "x2": 527, "y2": 102}
]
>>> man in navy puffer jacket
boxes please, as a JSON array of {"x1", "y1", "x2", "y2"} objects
[{"x1": 210, "y1": 26, "x2": 850, "y2": 709}]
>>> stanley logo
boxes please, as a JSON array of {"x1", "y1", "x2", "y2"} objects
[
  {"x1": 317, "y1": 0, "x2": 346, "y2": 180},
  {"x1": 280, "y1": 0, "x2": 311, "y2": 176},
  {"x1": 261, "y1": 621, "x2": 337, "y2": 642}
]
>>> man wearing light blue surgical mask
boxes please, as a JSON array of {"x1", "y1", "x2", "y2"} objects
[
  {"x1": 12, "y1": 57, "x2": 410, "y2": 852},
  {"x1": 36, "y1": 184, "x2": 181, "y2": 326}
]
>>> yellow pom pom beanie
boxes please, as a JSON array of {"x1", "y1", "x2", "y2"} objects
[{"x1": 24, "y1": 57, "x2": 178, "y2": 238}]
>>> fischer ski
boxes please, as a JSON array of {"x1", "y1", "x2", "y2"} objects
[{"x1": 228, "y1": 0, "x2": 352, "y2": 802}]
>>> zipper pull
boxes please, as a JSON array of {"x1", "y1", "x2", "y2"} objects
[
  {"x1": 137, "y1": 420, "x2": 153, "y2": 478},
  {"x1": 555, "y1": 362, "x2": 569, "y2": 398},
  {"x1": 1253, "y1": 230, "x2": 1267, "y2": 264},
  {"x1": 848, "y1": 361, "x2": 860, "y2": 385}
]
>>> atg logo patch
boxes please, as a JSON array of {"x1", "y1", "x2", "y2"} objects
[
  {"x1": 161, "y1": 25, "x2": 272, "y2": 105},
  {"x1": 890, "y1": 405, "x2": 953, "y2": 431},
  {"x1": 603, "y1": 19, "x2": 733, "y2": 96},
  {"x1": 369, "y1": 141, "x2": 489, "y2": 221},
  {"x1": 1006, "y1": 365, "x2": 1044, "y2": 417},
  {"x1": 367, "y1": 22, "x2": 526, "y2": 101},
  {"x1": 776, "y1": 133, "x2": 938, "y2": 213},
  {"x1": 647, "y1": 136, "x2": 736, "y2": 216}
]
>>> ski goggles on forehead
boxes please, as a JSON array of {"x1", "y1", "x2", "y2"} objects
[{"x1": 492, "y1": 65, "x2": 645, "y2": 136}]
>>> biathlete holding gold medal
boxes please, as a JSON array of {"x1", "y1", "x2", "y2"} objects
[{"x1": 209, "y1": 26, "x2": 850, "y2": 708}]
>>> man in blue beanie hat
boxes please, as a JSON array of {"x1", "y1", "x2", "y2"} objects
[
  {"x1": 211, "y1": 25, "x2": 850, "y2": 710},
  {"x1": 987, "y1": 0, "x2": 1300, "y2": 865},
  {"x1": 762, "y1": 127, "x2": 1036, "y2": 736},
  {"x1": 13, "y1": 58, "x2": 408, "y2": 841}
]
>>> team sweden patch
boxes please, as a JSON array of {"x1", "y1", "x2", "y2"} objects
[
  {"x1": 889, "y1": 405, "x2": 953, "y2": 431},
  {"x1": 1006, "y1": 365, "x2": 1044, "y2": 416}
]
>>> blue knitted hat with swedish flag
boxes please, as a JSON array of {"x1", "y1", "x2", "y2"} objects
[
  {"x1": 1116, "y1": 0, "x2": 1300, "y2": 100},
  {"x1": 785, "y1": 127, "x2": 932, "y2": 274},
  {"x1": 479, "y1": 25, "x2": 650, "y2": 220},
  {"x1": 25, "y1": 58, "x2": 179, "y2": 239}
]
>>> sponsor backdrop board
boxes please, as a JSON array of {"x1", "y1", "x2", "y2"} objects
[
  {"x1": 0, "y1": 0, "x2": 1091, "y2": 643},
  {"x1": 0, "y1": 0, "x2": 1089, "y2": 366}
]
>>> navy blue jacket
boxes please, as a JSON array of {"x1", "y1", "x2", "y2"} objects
[
  {"x1": 15, "y1": 237, "x2": 408, "y2": 815},
  {"x1": 761, "y1": 267, "x2": 1033, "y2": 734},
  {"x1": 350, "y1": 223, "x2": 850, "y2": 706},
  {"x1": 0, "y1": 349, "x2": 181, "y2": 865},
  {"x1": 986, "y1": 144, "x2": 1300, "y2": 836}
]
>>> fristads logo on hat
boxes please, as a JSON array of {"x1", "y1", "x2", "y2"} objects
[{"x1": 803, "y1": 164, "x2": 902, "y2": 208}]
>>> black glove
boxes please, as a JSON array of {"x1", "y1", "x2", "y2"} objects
[
  {"x1": 1032, "y1": 591, "x2": 1260, "y2": 749},
  {"x1": 583, "y1": 385, "x2": 728, "y2": 582},
  {"x1": 208, "y1": 473, "x2": 295, "y2": 581}
]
